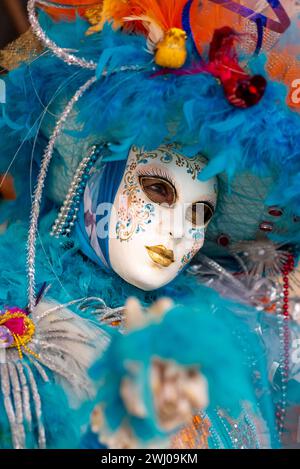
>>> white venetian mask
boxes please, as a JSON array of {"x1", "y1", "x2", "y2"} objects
[{"x1": 108, "y1": 145, "x2": 217, "y2": 290}]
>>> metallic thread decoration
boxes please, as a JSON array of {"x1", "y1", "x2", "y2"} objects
[
  {"x1": 45, "y1": 328, "x2": 90, "y2": 338},
  {"x1": 49, "y1": 317, "x2": 74, "y2": 325},
  {"x1": 15, "y1": 362, "x2": 33, "y2": 429},
  {"x1": 8, "y1": 363, "x2": 26, "y2": 448},
  {"x1": 33, "y1": 344, "x2": 91, "y2": 394},
  {"x1": 216, "y1": 406, "x2": 261, "y2": 449},
  {"x1": 42, "y1": 333, "x2": 94, "y2": 347},
  {"x1": 29, "y1": 359, "x2": 50, "y2": 383},
  {"x1": 35, "y1": 298, "x2": 89, "y2": 321},
  {"x1": 230, "y1": 240, "x2": 290, "y2": 279},
  {"x1": 0, "y1": 364, "x2": 19, "y2": 449},
  {"x1": 33, "y1": 304, "x2": 100, "y2": 388},
  {"x1": 51, "y1": 145, "x2": 99, "y2": 238},
  {"x1": 79, "y1": 297, "x2": 126, "y2": 325},
  {"x1": 28, "y1": 0, "x2": 148, "y2": 74},
  {"x1": 27, "y1": 75, "x2": 97, "y2": 313},
  {"x1": 27, "y1": 0, "x2": 97, "y2": 70},
  {"x1": 23, "y1": 362, "x2": 46, "y2": 449},
  {"x1": 188, "y1": 253, "x2": 246, "y2": 290}
]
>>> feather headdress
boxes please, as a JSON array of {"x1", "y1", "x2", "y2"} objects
[
  {"x1": 97, "y1": 0, "x2": 189, "y2": 31},
  {"x1": 85, "y1": 0, "x2": 191, "y2": 67}
]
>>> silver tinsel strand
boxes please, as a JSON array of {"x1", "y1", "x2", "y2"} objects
[
  {"x1": 27, "y1": 75, "x2": 97, "y2": 312},
  {"x1": 28, "y1": 0, "x2": 97, "y2": 70}
]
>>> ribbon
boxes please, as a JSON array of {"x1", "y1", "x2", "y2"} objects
[
  {"x1": 209, "y1": 0, "x2": 291, "y2": 34},
  {"x1": 182, "y1": 0, "x2": 204, "y2": 59}
]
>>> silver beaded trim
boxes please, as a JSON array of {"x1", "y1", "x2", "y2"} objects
[
  {"x1": 276, "y1": 293, "x2": 288, "y2": 437},
  {"x1": 51, "y1": 144, "x2": 99, "y2": 238},
  {"x1": 28, "y1": 0, "x2": 97, "y2": 70},
  {"x1": 28, "y1": 1, "x2": 151, "y2": 76}
]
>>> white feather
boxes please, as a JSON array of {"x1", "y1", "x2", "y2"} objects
[
  {"x1": 124, "y1": 15, "x2": 164, "y2": 50},
  {"x1": 31, "y1": 299, "x2": 110, "y2": 402}
]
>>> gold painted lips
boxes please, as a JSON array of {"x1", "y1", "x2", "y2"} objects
[{"x1": 146, "y1": 245, "x2": 175, "y2": 267}]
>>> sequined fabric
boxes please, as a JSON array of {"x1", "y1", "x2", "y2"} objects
[{"x1": 0, "y1": 29, "x2": 43, "y2": 72}]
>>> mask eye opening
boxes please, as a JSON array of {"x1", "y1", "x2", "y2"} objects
[
  {"x1": 138, "y1": 174, "x2": 177, "y2": 206},
  {"x1": 186, "y1": 201, "x2": 215, "y2": 228}
]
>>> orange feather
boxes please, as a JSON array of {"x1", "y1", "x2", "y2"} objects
[
  {"x1": 94, "y1": 0, "x2": 191, "y2": 36},
  {"x1": 129, "y1": 0, "x2": 189, "y2": 31},
  {"x1": 36, "y1": 0, "x2": 103, "y2": 20},
  {"x1": 100, "y1": 0, "x2": 189, "y2": 32}
]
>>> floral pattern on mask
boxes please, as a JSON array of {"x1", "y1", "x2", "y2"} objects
[
  {"x1": 116, "y1": 158, "x2": 155, "y2": 242},
  {"x1": 180, "y1": 228, "x2": 205, "y2": 270},
  {"x1": 131, "y1": 145, "x2": 207, "y2": 180}
]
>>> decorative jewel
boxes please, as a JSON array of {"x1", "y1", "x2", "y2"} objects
[
  {"x1": 206, "y1": 27, "x2": 267, "y2": 108},
  {"x1": 217, "y1": 233, "x2": 230, "y2": 247},
  {"x1": 230, "y1": 240, "x2": 290, "y2": 278},
  {"x1": 215, "y1": 406, "x2": 262, "y2": 449},
  {"x1": 259, "y1": 221, "x2": 274, "y2": 232},
  {"x1": 0, "y1": 308, "x2": 38, "y2": 359},
  {"x1": 268, "y1": 206, "x2": 284, "y2": 217},
  {"x1": 51, "y1": 145, "x2": 100, "y2": 238}
]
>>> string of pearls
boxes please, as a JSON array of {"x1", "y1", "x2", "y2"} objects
[
  {"x1": 51, "y1": 145, "x2": 101, "y2": 237},
  {"x1": 276, "y1": 254, "x2": 294, "y2": 437}
]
